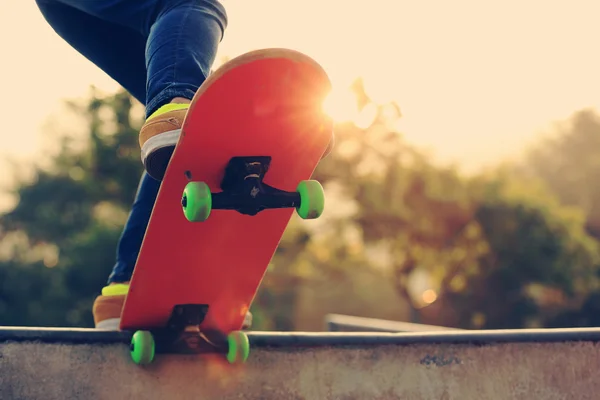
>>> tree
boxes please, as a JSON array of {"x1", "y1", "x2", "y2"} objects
[
  {"x1": 521, "y1": 109, "x2": 600, "y2": 237},
  {"x1": 441, "y1": 170, "x2": 600, "y2": 329},
  {"x1": 516, "y1": 108, "x2": 600, "y2": 328},
  {"x1": 0, "y1": 87, "x2": 143, "y2": 327}
]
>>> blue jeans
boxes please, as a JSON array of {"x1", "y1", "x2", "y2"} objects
[{"x1": 35, "y1": 0, "x2": 228, "y2": 283}]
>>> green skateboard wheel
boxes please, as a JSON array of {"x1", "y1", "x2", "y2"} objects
[
  {"x1": 226, "y1": 331, "x2": 250, "y2": 364},
  {"x1": 296, "y1": 180, "x2": 325, "y2": 219},
  {"x1": 130, "y1": 330, "x2": 155, "y2": 365},
  {"x1": 182, "y1": 182, "x2": 212, "y2": 222}
]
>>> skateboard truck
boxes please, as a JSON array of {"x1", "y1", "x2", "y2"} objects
[
  {"x1": 216, "y1": 156, "x2": 302, "y2": 215},
  {"x1": 153, "y1": 304, "x2": 211, "y2": 354},
  {"x1": 128, "y1": 304, "x2": 250, "y2": 365},
  {"x1": 181, "y1": 156, "x2": 325, "y2": 222}
]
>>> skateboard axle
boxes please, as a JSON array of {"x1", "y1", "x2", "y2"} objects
[
  {"x1": 211, "y1": 189, "x2": 301, "y2": 215},
  {"x1": 213, "y1": 156, "x2": 301, "y2": 216}
]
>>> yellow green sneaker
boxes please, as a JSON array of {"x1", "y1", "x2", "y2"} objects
[{"x1": 139, "y1": 103, "x2": 190, "y2": 180}]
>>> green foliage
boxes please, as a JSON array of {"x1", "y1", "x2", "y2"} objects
[
  {"x1": 516, "y1": 108, "x2": 600, "y2": 327},
  {"x1": 447, "y1": 173, "x2": 600, "y2": 329},
  {"x1": 0, "y1": 88, "x2": 143, "y2": 327}
]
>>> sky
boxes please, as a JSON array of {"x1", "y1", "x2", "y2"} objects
[{"x1": 1, "y1": 1, "x2": 600, "y2": 206}]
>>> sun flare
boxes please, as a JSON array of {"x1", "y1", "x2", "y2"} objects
[
  {"x1": 322, "y1": 83, "x2": 379, "y2": 129},
  {"x1": 322, "y1": 86, "x2": 358, "y2": 123}
]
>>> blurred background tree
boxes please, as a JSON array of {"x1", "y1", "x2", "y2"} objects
[
  {"x1": 512, "y1": 108, "x2": 600, "y2": 328},
  {"x1": 0, "y1": 89, "x2": 142, "y2": 326},
  {"x1": 1, "y1": 81, "x2": 599, "y2": 332},
  {"x1": 520, "y1": 109, "x2": 600, "y2": 238}
]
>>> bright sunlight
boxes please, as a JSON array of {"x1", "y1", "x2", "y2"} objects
[{"x1": 323, "y1": 86, "x2": 358, "y2": 123}]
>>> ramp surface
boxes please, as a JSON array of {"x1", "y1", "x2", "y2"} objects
[{"x1": 1, "y1": 327, "x2": 599, "y2": 399}]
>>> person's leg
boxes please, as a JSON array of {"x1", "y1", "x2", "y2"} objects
[
  {"x1": 138, "y1": 0, "x2": 228, "y2": 180},
  {"x1": 47, "y1": 0, "x2": 227, "y2": 180},
  {"x1": 35, "y1": 0, "x2": 158, "y2": 329},
  {"x1": 35, "y1": 0, "x2": 147, "y2": 104},
  {"x1": 108, "y1": 173, "x2": 160, "y2": 284},
  {"x1": 35, "y1": 0, "x2": 245, "y2": 329},
  {"x1": 92, "y1": 172, "x2": 160, "y2": 329},
  {"x1": 38, "y1": 0, "x2": 227, "y2": 181}
]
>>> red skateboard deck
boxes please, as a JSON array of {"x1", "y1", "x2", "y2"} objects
[{"x1": 119, "y1": 48, "x2": 333, "y2": 363}]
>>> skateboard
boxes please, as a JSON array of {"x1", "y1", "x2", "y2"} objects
[{"x1": 119, "y1": 48, "x2": 333, "y2": 365}]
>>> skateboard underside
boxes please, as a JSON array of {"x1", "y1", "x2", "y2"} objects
[{"x1": 119, "y1": 48, "x2": 333, "y2": 364}]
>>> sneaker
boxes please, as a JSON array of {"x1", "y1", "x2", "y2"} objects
[
  {"x1": 92, "y1": 282, "x2": 129, "y2": 330},
  {"x1": 92, "y1": 282, "x2": 253, "y2": 330},
  {"x1": 139, "y1": 103, "x2": 190, "y2": 181}
]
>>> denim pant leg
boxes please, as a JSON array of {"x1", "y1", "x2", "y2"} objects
[
  {"x1": 107, "y1": 173, "x2": 160, "y2": 283},
  {"x1": 35, "y1": 0, "x2": 148, "y2": 103},
  {"x1": 37, "y1": 0, "x2": 228, "y2": 117},
  {"x1": 143, "y1": 0, "x2": 228, "y2": 117}
]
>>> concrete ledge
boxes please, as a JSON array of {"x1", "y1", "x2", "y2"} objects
[{"x1": 2, "y1": 326, "x2": 600, "y2": 399}]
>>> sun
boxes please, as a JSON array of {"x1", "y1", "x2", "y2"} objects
[
  {"x1": 322, "y1": 85, "x2": 358, "y2": 123},
  {"x1": 322, "y1": 84, "x2": 379, "y2": 129}
]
